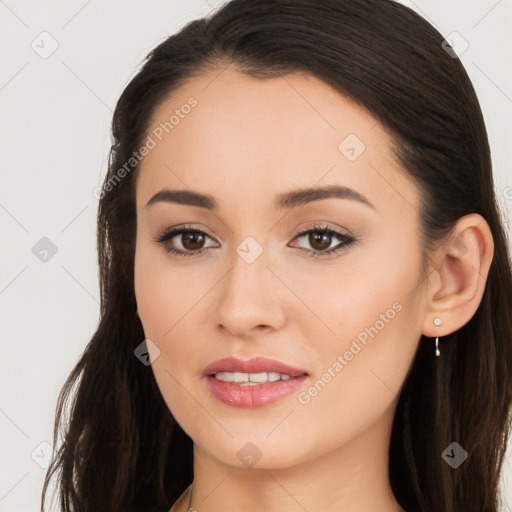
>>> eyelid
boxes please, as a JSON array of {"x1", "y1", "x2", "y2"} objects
[
  {"x1": 153, "y1": 223, "x2": 217, "y2": 243},
  {"x1": 294, "y1": 221, "x2": 352, "y2": 236}
]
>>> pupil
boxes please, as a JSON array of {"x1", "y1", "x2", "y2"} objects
[
  {"x1": 309, "y1": 232, "x2": 330, "y2": 250},
  {"x1": 183, "y1": 232, "x2": 204, "y2": 250}
]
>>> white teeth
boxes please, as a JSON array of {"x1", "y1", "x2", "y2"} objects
[{"x1": 214, "y1": 371, "x2": 294, "y2": 384}]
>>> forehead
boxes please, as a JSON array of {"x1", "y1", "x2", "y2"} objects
[{"x1": 135, "y1": 68, "x2": 418, "y2": 218}]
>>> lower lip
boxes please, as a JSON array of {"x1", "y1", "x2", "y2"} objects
[{"x1": 205, "y1": 374, "x2": 309, "y2": 408}]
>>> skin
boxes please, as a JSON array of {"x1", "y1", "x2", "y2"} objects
[{"x1": 133, "y1": 67, "x2": 494, "y2": 512}]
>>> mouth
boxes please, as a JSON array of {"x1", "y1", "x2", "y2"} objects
[{"x1": 202, "y1": 356, "x2": 310, "y2": 408}]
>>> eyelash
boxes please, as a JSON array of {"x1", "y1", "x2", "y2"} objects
[{"x1": 153, "y1": 223, "x2": 356, "y2": 259}]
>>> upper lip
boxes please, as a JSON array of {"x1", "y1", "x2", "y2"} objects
[{"x1": 203, "y1": 357, "x2": 309, "y2": 377}]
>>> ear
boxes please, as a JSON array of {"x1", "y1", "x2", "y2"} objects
[{"x1": 421, "y1": 213, "x2": 494, "y2": 337}]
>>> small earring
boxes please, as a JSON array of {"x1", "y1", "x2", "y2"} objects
[{"x1": 433, "y1": 317, "x2": 441, "y2": 357}]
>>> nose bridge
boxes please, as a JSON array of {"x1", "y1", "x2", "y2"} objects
[
  {"x1": 225, "y1": 234, "x2": 270, "y2": 304},
  {"x1": 215, "y1": 234, "x2": 284, "y2": 333}
]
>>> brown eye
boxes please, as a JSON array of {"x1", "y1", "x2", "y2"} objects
[
  {"x1": 307, "y1": 231, "x2": 332, "y2": 251},
  {"x1": 154, "y1": 226, "x2": 218, "y2": 257},
  {"x1": 291, "y1": 224, "x2": 356, "y2": 258},
  {"x1": 181, "y1": 232, "x2": 206, "y2": 251}
]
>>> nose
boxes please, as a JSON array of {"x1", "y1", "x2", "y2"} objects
[{"x1": 214, "y1": 243, "x2": 286, "y2": 338}]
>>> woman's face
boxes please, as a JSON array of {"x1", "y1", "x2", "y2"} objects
[{"x1": 134, "y1": 68, "x2": 427, "y2": 469}]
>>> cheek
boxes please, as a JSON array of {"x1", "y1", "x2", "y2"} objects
[
  {"x1": 134, "y1": 242, "x2": 208, "y2": 340},
  {"x1": 300, "y1": 243, "x2": 424, "y2": 410},
  {"x1": 134, "y1": 247, "x2": 168, "y2": 338},
  {"x1": 289, "y1": 280, "x2": 423, "y2": 457},
  {"x1": 289, "y1": 230, "x2": 423, "y2": 345},
  {"x1": 297, "y1": 233, "x2": 422, "y2": 371},
  {"x1": 134, "y1": 244, "x2": 199, "y2": 421}
]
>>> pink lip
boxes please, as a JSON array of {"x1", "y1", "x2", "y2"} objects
[
  {"x1": 205, "y1": 375, "x2": 309, "y2": 408},
  {"x1": 203, "y1": 357, "x2": 310, "y2": 409},
  {"x1": 203, "y1": 356, "x2": 309, "y2": 378}
]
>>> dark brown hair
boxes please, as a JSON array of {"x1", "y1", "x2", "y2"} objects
[{"x1": 41, "y1": 1, "x2": 512, "y2": 510}]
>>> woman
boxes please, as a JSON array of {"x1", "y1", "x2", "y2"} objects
[{"x1": 41, "y1": 0, "x2": 512, "y2": 511}]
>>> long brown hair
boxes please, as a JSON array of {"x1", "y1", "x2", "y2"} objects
[{"x1": 41, "y1": 1, "x2": 512, "y2": 510}]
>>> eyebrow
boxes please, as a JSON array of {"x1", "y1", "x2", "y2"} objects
[{"x1": 145, "y1": 184, "x2": 375, "y2": 211}]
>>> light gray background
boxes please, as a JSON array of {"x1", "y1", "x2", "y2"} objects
[{"x1": 1, "y1": 0, "x2": 511, "y2": 510}]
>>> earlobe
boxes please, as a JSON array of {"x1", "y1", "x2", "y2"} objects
[{"x1": 422, "y1": 213, "x2": 494, "y2": 338}]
